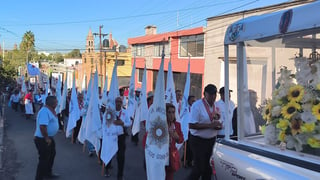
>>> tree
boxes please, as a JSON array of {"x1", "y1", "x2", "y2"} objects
[
  {"x1": 65, "y1": 49, "x2": 81, "y2": 58},
  {"x1": 20, "y1": 31, "x2": 35, "y2": 62}
]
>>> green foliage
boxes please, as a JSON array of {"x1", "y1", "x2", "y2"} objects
[
  {"x1": 20, "y1": 31, "x2": 35, "y2": 52},
  {"x1": 65, "y1": 49, "x2": 81, "y2": 58},
  {"x1": 0, "y1": 65, "x2": 17, "y2": 90}
]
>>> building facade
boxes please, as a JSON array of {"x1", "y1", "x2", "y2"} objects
[
  {"x1": 79, "y1": 29, "x2": 132, "y2": 89},
  {"x1": 128, "y1": 26, "x2": 205, "y2": 98}
]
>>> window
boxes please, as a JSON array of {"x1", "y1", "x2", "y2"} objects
[
  {"x1": 154, "y1": 42, "x2": 170, "y2": 57},
  {"x1": 137, "y1": 68, "x2": 144, "y2": 83},
  {"x1": 117, "y1": 60, "x2": 125, "y2": 66},
  {"x1": 180, "y1": 34, "x2": 204, "y2": 57},
  {"x1": 133, "y1": 44, "x2": 144, "y2": 56}
]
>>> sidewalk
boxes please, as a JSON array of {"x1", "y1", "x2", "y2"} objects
[{"x1": 0, "y1": 97, "x2": 5, "y2": 170}]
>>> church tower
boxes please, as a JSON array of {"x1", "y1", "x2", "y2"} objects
[{"x1": 86, "y1": 29, "x2": 94, "y2": 53}]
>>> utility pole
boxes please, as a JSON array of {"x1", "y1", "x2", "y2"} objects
[{"x1": 93, "y1": 25, "x2": 108, "y2": 86}]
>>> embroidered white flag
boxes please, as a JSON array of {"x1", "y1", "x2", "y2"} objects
[
  {"x1": 145, "y1": 47, "x2": 168, "y2": 180},
  {"x1": 100, "y1": 120, "x2": 120, "y2": 165},
  {"x1": 66, "y1": 73, "x2": 81, "y2": 138},
  {"x1": 27, "y1": 63, "x2": 40, "y2": 76}
]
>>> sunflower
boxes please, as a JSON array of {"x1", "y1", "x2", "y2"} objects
[
  {"x1": 287, "y1": 85, "x2": 304, "y2": 102},
  {"x1": 278, "y1": 130, "x2": 286, "y2": 142},
  {"x1": 307, "y1": 138, "x2": 320, "y2": 148},
  {"x1": 276, "y1": 119, "x2": 290, "y2": 131},
  {"x1": 301, "y1": 122, "x2": 315, "y2": 133},
  {"x1": 290, "y1": 119, "x2": 302, "y2": 136},
  {"x1": 311, "y1": 104, "x2": 320, "y2": 120},
  {"x1": 281, "y1": 101, "x2": 301, "y2": 119},
  {"x1": 263, "y1": 103, "x2": 272, "y2": 121},
  {"x1": 313, "y1": 99, "x2": 320, "y2": 106}
]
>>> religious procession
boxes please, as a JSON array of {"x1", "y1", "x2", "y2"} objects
[{"x1": 5, "y1": 47, "x2": 233, "y2": 180}]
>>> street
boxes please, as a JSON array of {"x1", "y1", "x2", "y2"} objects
[{"x1": 0, "y1": 105, "x2": 192, "y2": 180}]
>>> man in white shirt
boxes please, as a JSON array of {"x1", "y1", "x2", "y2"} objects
[
  {"x1": 105, "y1": 97, "x2": 131, "y2": 179},
  {"x1": 188, "y1": 84, "x2": 222, "y2": 180},
  {"x1": 216, "y1": 87, "x2": 236, "y2": 138}
]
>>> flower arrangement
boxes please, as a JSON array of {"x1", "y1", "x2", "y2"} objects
[{"x1": 262, "y1": 57, "x2": 320, "y2": 154}]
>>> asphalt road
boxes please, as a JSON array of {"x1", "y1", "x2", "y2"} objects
[{"x1": 0, "y1": 105, "x2": 192, "y2": 180}]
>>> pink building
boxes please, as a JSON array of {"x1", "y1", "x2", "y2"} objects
[{"x1": 128, "y1": 26, "x2": 205, "y2": 98}]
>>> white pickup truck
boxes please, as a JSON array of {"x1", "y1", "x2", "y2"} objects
[{"x1": 212, "y1": 1, "x2": 320, "y2": 179}]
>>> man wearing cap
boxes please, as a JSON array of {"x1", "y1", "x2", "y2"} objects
[
  {"x1": 216, "y1": 87, "x2": 236, "y2": 138},
  {"x1": 188, "y1": 84, "x2": 222, "y2": 180}
]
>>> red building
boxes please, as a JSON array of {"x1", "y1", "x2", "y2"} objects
[{"x1": 128, "y1": 26, "x2": 205, "y2": 98}]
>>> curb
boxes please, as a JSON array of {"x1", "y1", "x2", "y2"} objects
[{"x1": 0, "y1": 105, "x2": 4, "y2": 170}]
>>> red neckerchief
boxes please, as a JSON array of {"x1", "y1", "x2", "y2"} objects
[
  {"x1": 45, "y1": 105, "x2": 57, "y2": 118},
  {"x1": 202, "y1": 98, "x2": 215, "y2": 122}
]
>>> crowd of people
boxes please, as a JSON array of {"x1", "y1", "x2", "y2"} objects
[{"x1": 5, "y1": 80, "x2": 264, "y2": 180}]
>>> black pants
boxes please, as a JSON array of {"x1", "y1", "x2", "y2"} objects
[
  {"x1": 12, "y1": 102, "x2": 19, "y2": 111},
  {"x1": 188, "y1": 134, "x2": 215, "y2": 180},
  {"x1": 131, "y1": 133, "x2": 139, "y2": 145},
  {"x1": 20, "y1": 104, "x2": 25, "y2": 113},
  {"x1": 72, "y1": 118, "x2": 82, "y2": 143},
  {"x1": 185, "y1": 133, "x2": 193, "y2": 165},
  {"x1": 106, "y1": 134, "x2": 126, "y2": 178},
  {"x1": 58, "y1": 113, "x2": 63, "y2": 130},
  {"x1": 34, "y1": 137, "x2": 56, "y2": 180}
]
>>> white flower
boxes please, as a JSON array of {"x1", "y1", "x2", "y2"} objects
[
  {"x1": 264, "y1": 125, "x2": 278, "y2": 145},
  {"x1": 300, "y1": 111, "x2": 317, "y2": 123},
  {"x1": 286, "y1": 135, "x2": 303, "y2": 152},
  {"x1": 271, "y1": 105, "x2": 282, "y2": 117}
]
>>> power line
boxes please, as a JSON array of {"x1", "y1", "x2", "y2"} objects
[{"x1": 2, "y1": 0, "x2": 249, "y2": 27}]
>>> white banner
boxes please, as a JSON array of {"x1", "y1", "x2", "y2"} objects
[
  {"x1": 85, "y1": 69, "x2": 102, "y2": 153},
  {"x1": 145, "y1": 49, "x2": 168, "y2": 180},
  {"x1": 66, "y1": 73, "x2": 81, "y2": 138}
]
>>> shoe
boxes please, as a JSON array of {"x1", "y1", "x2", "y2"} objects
[
  {"x1": 44, "y1": 173, "x2": 60, "y2": 179},
  {"x1": 104, "y1": 170, "x2": 111, "y2": 177},
  {"x1": 88, "y1": 152, "x2": 94, "y2": 157}
]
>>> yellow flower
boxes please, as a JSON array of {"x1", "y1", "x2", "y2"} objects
[
  {"x1": 311, "y1": 104, "x2": 320, "y2": 120},
  {"x1": 307, "y1": 138, "x2": 320, "y2": 148},
  {"x1": 276, "y1": 119, "x2": 290, "y2": 131},
  {"x1": 263, "y1": 103, "x2": 272, "y2": 121},
  {"x1": 290, "y1": 119, "x2": 302, "y2": 136},
  {"x1": 301, "y1": 122, "x2": 315, "y2": 133},
  {"x1": 288, "y1": 85, "x2": 304, "y2": 102},
  {"x1": 278, "y1": 131, "x2": 286, "y2": 142},
  {"x1": 281, "y1": 102, "x2": 301, "y2": 119}
]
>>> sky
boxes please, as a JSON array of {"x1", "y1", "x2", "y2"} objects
[{"x1": 0, "y1": 0, "x2": 289, "y2": 53}]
